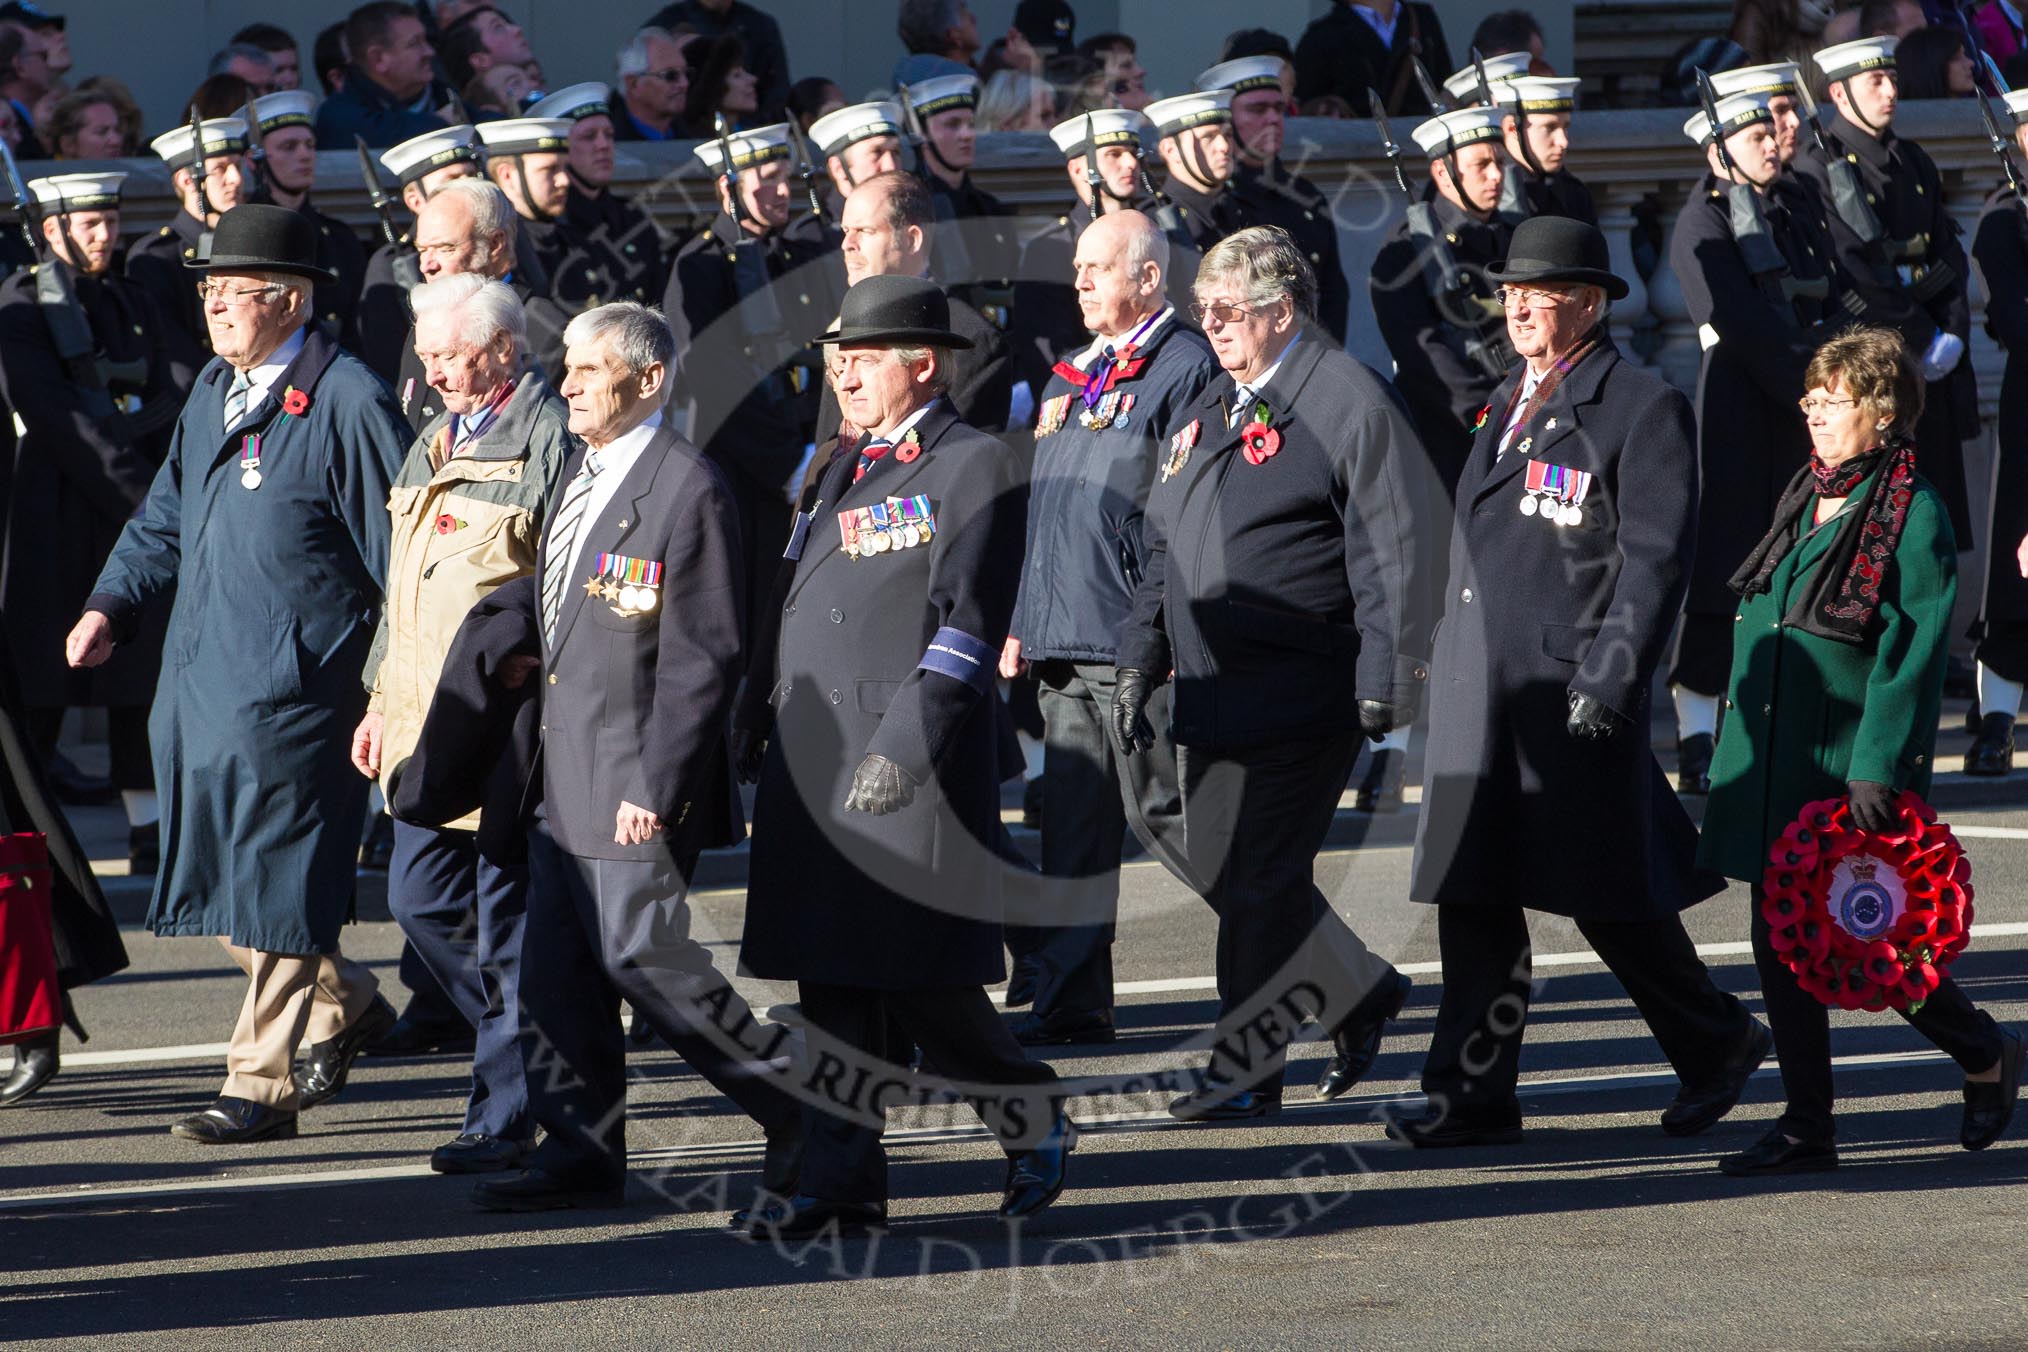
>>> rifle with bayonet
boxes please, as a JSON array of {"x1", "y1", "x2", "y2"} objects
[
  {"x1": 1372, "y1": 90, "x2": 1510, "y2": 381},
  {"x1": 186, "y1": 105, "x2": 217, "y2": 259},
  {"x1": 784, "y1": 116, "x2": 830, "y2": 226},
  {"x1": 1082, "y1": 111, "x2": 1103, "y2": 221},
  {"x1": 1793, "y1": 71, "x2": 1890, "y2": 285},
  {"x1": 356, "y1": 135, "x2": 423, "y2": 291},
  {"x1": 1411, "y1": 59, "x2": 1451, "y2": 115},
  {"x1": 242, "y1": 95, "x2": 269, "y2": 203},
  {"x1": 711, "y1": 113, "x2": 797, "y2": 408},
  {"x1": 1969, "y1": 41, "x2": 2028, "y2": 214},
  {"x1": 1697, "y1": 68, "x2": 1792, "y2": 299},
  {"x1": 1476, "y1": 46, "x2": 1530, "y2": 225}
]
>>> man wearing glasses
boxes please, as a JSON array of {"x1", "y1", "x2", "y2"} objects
[
  {"x1": 67, "y1": 204, "x2": 413, "y2": 1145},
  {"x1": 1112, "y1": 225, "x2": 1435, "y2": 1122},
  {"x1": 612, "y1": 27, "x2": 691, "y2": 142}
]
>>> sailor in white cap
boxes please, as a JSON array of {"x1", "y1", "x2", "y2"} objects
[
  {"x1": 1047, "y1": 108, "x2": 1149, "y2": 218},
  {"x1": 808, "y1": 100, "x2": 906, "y2": 202},
  {"x1": 126, "y1": 117, "x2": 249, "y2": 360},
  {"x1": 664, "y1": 120, "x2": 840, "y2": 633},
  {"x1": 1709, "y1": 61, "x2": 1805, "y2": 164},
  {"x1": 248, "y1": 91, "x2": 367, "y2": 345},
  {"x1": 1494, "y1": 75, "x2": 1594, "y2": 227},
  {"x1": 899, "y1": 73, "x2": 1020, "y2": 335},
  {"x1": 1964, "y1": 87, "x2": 2028, "y2": 776},
  {"x1": 1794, "y1": 34, "x2": 1979, "y2": 550},
  {"x1": 1195, "y1": 55, "x2": 1351, "y2": 343},
  {"x1": 527, "y1": 82, "x2": 662, "y2": 305},
  {"x1": 1145, "y1": 91, "x2": 1241, "y2": 250},
  {"x1": 477, "y1": 116, "x2": 605, "y2": 367},
  {"x1": 0, "y1": 167, "x2": 188, "y2": 882},
  {"x1": 1013, "y1": 110, "x2": 1154, "y2": 378},
  {"x1": 1664, "y1": 88, "x2": 1852, "y2": 793},
  {"x1": 356, "y1": 125, "x2": 484, "y2": 382},
  {"x1": 1440, "y1": 50, "x2": 1531, "y2": 108}
]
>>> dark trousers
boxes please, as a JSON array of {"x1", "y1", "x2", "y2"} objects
[
  {"x1": 795, "y1": 980, "x2": 1061, "y2": 1205},
  {"x1": 521, "y1": 818, "x2": 799, "y2": 1187},
  {"x1": 394, "y1": 941, "x2": 465, "y2": 1028},
  {"x1": 28, "y1": 705, "x2": 152, "y2": 790},
  {"x1": 1423, "y1": 904, "x2": 1752, "y2": 1118},
  {"x1": 1750, "y1": 886, "x2": 2002, "y2": 1141},
  {"x1": 1667, "y1": 613, "x2": 1734, "y2": 698},
  {"x1": 731, "y1": 475, "x2": 793, "y2": 650},
  {"x1": 1006, "y1": 661, "x2": 1197, "y2": 1019},
  {"x1": 1177, "y1": 731, "x2": 1398, "y2": 1093},
  {"x1": 386, "y1": 821, "x2": 531, "y2": 1140}
]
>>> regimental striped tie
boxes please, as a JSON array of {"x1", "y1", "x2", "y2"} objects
[
  {"x1": 539, "y1": 449, "x2": 605, "y2": 643},
  {"x1": 222, "y1": 369, "x2": 252, "y2": 432}
]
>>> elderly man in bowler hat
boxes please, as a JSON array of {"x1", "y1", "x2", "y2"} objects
[
  {"x1": 734, "y1": 274, "x2": 1075, "y2": 1237},
  {"x1": 1397, "y1": 215, "x2": 1772, "y2": 1147},
  {"x1": 67, "y1": 204, "x2": 412, "y2": 1144}
]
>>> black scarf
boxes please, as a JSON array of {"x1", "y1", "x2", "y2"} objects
[{"x1": 1728, "y1": 439, "x2": 1920, "y2": 645}]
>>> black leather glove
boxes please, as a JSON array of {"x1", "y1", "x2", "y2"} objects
[
  {"x1": 1565, "y1": 691, "x2": 1626, "y2": 741},
  {"x1": 1846, "y1": 779, "x2": 1901, "y2": 835},
  {"x1": 731, "y1": 729, "x2": 767, "y2": 785},
  {"x1": 1111, "y1": 668, "x2": 1157, "y2": 756},
  {"x1": 843, "y1": 753, "x2": 918, "y2": 814},
  {"x1": 1357, "y1": 699, "x2": 1399, "y2": 743}
]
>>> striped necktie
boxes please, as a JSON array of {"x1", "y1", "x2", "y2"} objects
[
  {"x1": 539, "y1": 449, "x2": 605, "y2": 643},
  {"x1": 855, "y1": 438, "x2": 892, "y2": 482},
  {"x1": 1228, "y1": 385, "x2": 1254, "y2": 428},
  {"x1": 223, "y1": 370, "x2": 253, "y2": 432}
]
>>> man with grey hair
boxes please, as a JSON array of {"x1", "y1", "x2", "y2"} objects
[
  {"x1": 644, "y1": 0, "x2": 789, "y2": 120},
  {"x1": 350, "y1": 273, "x2": 571, "y2": 1175},
  {"x1": 611, "y1": 26, "x2": 692, "y2": 142},
  {"x1": 1114, "y1": 224, "x2": 1438, "y2": 1122},
  {"x1": 210, "y1": 42, "x2": 279, "y2": 94},
  {"x1": 67, "y1": 205, "x2": 411, "y2": 1145},
  {"x1": 470, "y1": 300, "x2": 804, "y2": 1214},
  {"x1": 998, "y1": 209, "x2": 1219, "y2": 1047}
]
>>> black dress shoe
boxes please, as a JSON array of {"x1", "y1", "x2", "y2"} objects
[
  {"x1": 358, "y1": 815, "x2": 394, "y2": 870},
  {"x1": 0, "y1": 1032, "x2": 58, "y2": 1106},
  {"x1": 1001, "y1": 1112, "x2": 1077, "y2": 1218},
  {"x1": 1661, "y1": 1019, "x2": 1772, "y2": 1137},
  {"x1": 1962, "y1": 1026, "x2": 2024, "y2": 1151},
  {"x1": 1965, "y1": 696, "x2": 1984, "y2": 737},
  {"x1": 1718, "y1": 1126, "x2": 1838, "y2": 1176},
  {"x1": 364, "y1": 1012, "x2": 474, "y2": 1057},
  {"x1": 293, "y1": 994, "x2": 398, "y2": 1108},
  {"x1": 1168, "y1": 1084, "x2": 1281, "y2": 1122},
  {"x1": 739, "y1": 1193, "x2": 887, "y2": 1239},
  {"x1": 170, "y1": 1095, "x2": 299, "y2": 1144},
  {"x1": 1004, "y1": 958, "x2": 1040, "y2": 1008},
  {"x1": 471, "y1": 1167, "x2": 624, "y2": 1212},
  {"x1": 1020, "y1": 775, "x2": 1043, "y2": 830},
  {"x1": 431, "y1": 1133, "x2": 532, "y2": 1174},
  {"x1": 127, "y1": 824, "x2": 159, "y2": 876},
  {"x1": 1352, "y1": 748, "x2": 1406, "y2": 813},
  {"x1": 1676, "y1": 732, "x2": 1715, "y2": 795},
  {"x1": 1384, "y1": 1107, "x2": 1523, "y2": 1148},
  {"x1": 1317, "y1": 971, "x2": 1412, "y2": 1100},
  {"x1": 1011, "y1": 1008, "x2": 1116, "y2": 1046},
  {"x1": 761, "y1": 1117, "x2": 804, "y2": 1197},
  {"x1": 1964, "y1": 713, "x2": 2016, "y2": 777}
]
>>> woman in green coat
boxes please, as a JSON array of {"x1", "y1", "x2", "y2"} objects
[{"x1": 1700, "y1": 327, "x2": 2023, "y2": 1176}]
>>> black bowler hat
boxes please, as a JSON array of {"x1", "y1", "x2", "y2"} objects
[
  {"x1": 184, "y1": 203, "x2": 337, "y2": 283},
  {"x1": 815, "y1": 274, "x2": 974, "y2": 349},
  {"x1": 1486, "y1": 215, "x2": 1629, "y2": 301}
]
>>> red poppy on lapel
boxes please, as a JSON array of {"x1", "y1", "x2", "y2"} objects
[
  {"x1": 1471, "y1": 404, "x2": 1490, "y2": 431},
  {"x1": 1240, "y1": 421, "x2": 1281, "y2": 465},
  {"x1": 434, "y1": 513, "x2": 465, "y2": 535},
  {"x1": 282, "y1": 386, "x2": 310, "y2": 417},
  {"x1": 895, "y1": 427, "x2": 922, "y2": 463}
]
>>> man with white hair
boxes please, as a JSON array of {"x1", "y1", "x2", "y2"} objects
[
  {"x1": 350, "y1": 275, "x2": 572, "y2": 1175},
  {"x1": 357, "y1": 124, "x2": 483, "y2": 382},
  {"x1": 67, "y1": 204, "x2": 412, "y2": 1145},
  {"x1": 611, "y1": 26, "x2": 692, "y2": 142},
  {"x1": 470, "y1": 301, "x2": 803, "y2": 1214}
]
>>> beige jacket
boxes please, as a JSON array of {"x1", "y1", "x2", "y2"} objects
[{"x1": 365, "y1": 371, "x2": 573, "y2": 830}]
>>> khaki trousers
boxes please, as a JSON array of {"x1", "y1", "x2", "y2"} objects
[{"x1": 217, "y1": 940, "x2": 379, "y2": 1109}]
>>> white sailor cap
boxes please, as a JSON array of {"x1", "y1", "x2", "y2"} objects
[
  {"x1": 1814, "y1": 35, "x2": 1897, "y2": 81},
  {"x1": 381, "y1": 124, "x2": 480, "y2": 184},
  {"x1": 1682, "y1": 92, "x2": 1774, "y2": 146},
  {"x1": 1049, "y1": 107, "x2": 1148, "y2": 159},
  {"x1": 249, "y1": 91, "x2": 316, "y2": 135},
  {"x1": 902, "y1": 73, "x2": 979, "y2": 118},
  {"x1": 1410, "y1": 106, "x2": 1506, "y2": 158},
  {"x1": 808, "y1": 101, "x2": 904, "y2": 158},
  {"x1": 475, "y1": 117, "x2": 573, "y2": 157},
  {"x1": 1441, "y1": 51, "x2": 1531, "y2": 106},
  {"x1": 2005, "y1": 88, "x2": 2028, "y2": 124},
  {"x1": 1497, "y1": 76, "x2": 1579, "y2": 114},
  {"x1": 692, "y1": 121, "x2": 794, "y2": 174},
  {"x1": 526, "y1": 82, "x2": 611, "y2": 123},
  {"x1": 1709, "y1": 61, "x2": 1803, "y2": 101},
  {"x1": 27, "y1": 170, "x2": 125, "y2": 211},
  {"x1": 1144, "y1": 90, "x2": 1232, "y2": 138},
  {"x1": 1194, "y1": 55, "x2": 1283, "y2": 95},
  {"x1": 148, "y1": 118, "x2": 248, "y2": 170}
]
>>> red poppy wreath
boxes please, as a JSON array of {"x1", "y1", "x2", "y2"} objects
[{"x1": 1760, "y1": 791, "x2": 1973, "y2": 1013}]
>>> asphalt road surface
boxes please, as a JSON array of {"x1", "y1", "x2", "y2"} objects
[{"x1": 6, "y1": 757, "x2": 2028, "y2": 1349}]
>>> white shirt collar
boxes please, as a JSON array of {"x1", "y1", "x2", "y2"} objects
[
  {"x1": 1237, "y1": 329, "x2": 1303, "y2": 399},
  {"x1": 1074, "y1": 306, "x2": 1173, "y2": 371},
  {"x1": 1350, "y1": 4, "x2": 1399, "y2": 45},
  {"x1": 236, "y1": 325, "x2": 306, "y2": 407},
  {"x1": 869, "y1": 398, "x2": 937, "y2": 445},
  {"x1": 563, "y1": 409, "x2": 663, "y2": 587}
]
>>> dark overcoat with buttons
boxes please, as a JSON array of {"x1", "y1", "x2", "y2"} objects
[
  {"x1": 562, "y1": 184, "x2": 666, "y2": 307},
  {"x1": 738, "y1": 402, "x2": 1026, "y2": 990},
  {"x1": 302, "y1": 203, "x2": 368, "y2": 351},
  {"x1": 1115, "y1": 333, "x2": 1438, "y2": 751},
  {"x1": 124, "y1": 210, "x2": 211, "y2": 368},
  {"x1": 1409, "y1": 338, "x2": 1725, "y2": 919},
  {"x1": 1699, "y1": 468, "x2": 1955, "y2": 882},
  {"x1": 83, "y1": 325, "x2": 408, "y2": 953},
  {"x1": 1670, "y1": 171, "x2": 1850, "y2": 631},
  {"x1": 507, "y1": 424, "x2": 745, "y2": 864}
]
